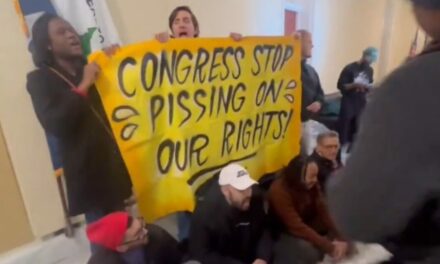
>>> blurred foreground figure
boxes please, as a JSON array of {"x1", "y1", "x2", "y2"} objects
[{"x1": 328, "y1": 1, "x2": 440, "y2": 263}]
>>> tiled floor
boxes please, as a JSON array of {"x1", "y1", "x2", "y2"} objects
[
  {"x1": 0, "y1": 227, "x2": 90, "y2": 264},
  {"x1": 0, "y1": 214, "x2": 178, "y2": 264},
  {"x1": 0, "y1": 212, "x2": 392, "y2": 264}
]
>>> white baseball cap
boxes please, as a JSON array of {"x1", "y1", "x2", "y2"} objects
[{"x1": 218, "y1": 164, "x2": 257, "y2": 191}]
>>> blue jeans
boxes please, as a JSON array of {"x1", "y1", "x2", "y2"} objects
[
  {"x1": 85, "y1": 209, "x2": 113, "y2": 254},
  {"x1": 177, "y1": 211, "x2": 192, "y2": 241}
]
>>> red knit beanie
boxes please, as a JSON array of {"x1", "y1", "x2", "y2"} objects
[{"x1": 86, "y1": 212, "x2": 129, "y2": 251}]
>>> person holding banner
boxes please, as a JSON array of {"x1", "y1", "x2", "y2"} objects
[
  {"x1": 154, "y1": 5, "x2": 243, "y2": 243},
  {"x1": 188, "y1": 164, "x2": 272, "y2": 264},
  {"x1": 155, "y1": 5, "x2": 242, "y2": 43},
  {"x1": 26, "y1": 14, "x2": 132, "y2": 224},
  {"x1": 154, "y1": 5, "x2": 200, "y2": 244},
  {"x1": 155, "y1": 5, "x2": 199, "y2": 42}
]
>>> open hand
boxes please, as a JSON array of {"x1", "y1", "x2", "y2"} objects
[
  {"x1": 155, "y1": 31, "x2": 170, "y2": 43},
  {"x1": 306, "y1": 101, "x2": 322, "y2": 113},
  {"x1": 102, "y1": 44, "x2": 120, "y2": 57},
  {"x1": 230, "y1": 32, "x2": 243, "y2": 42}
]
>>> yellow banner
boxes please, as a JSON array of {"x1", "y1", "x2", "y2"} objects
[{"x1": 90, "y1": 37, "x2": 302, "y2": 221}]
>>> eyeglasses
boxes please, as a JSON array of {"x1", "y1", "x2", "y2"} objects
[{"x1": 120, "y1": 218, "x2": 147, "y2": 246}]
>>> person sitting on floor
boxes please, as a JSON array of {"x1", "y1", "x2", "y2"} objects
[
  {"x1": 268, "y1": 156, "x2": 349, "y2": 264},
  {"x1": 87, "y1": 212, "x2": 182, "y2": 264},
  {"x1": 188, "y1": 164, "x2": 272, "y2": 264},
  {"x1": 309, "y1": 131, "x2": 342, "y2": 193}
]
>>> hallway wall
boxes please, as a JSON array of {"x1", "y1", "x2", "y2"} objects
[{"x1": 0, "y1": 125, "x2": 33, "y2": 254}]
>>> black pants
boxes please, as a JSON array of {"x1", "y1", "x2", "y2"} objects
[{"x1": 338, "y1": 114, "x2": 360, "y2": 146}]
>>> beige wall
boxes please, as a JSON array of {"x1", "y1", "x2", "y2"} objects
[
  {"x1": 0, "y1": 0, "x2": 65, "y2": 238},
  {"x1": 312, "y1": 0, "x2": 387, "y2": 93},
  {"x1": 386, "y1": 1, "x2": 422, "y2": 73},
  {"x1": 310, "y1": 0, "x2": 419, "y2": 93},
  {"x1": 0, "y1": 125, "x2": 33, "y2": 254},
  {"x1": 107, "y1": 0, "x2": 291, "y2": 44}
]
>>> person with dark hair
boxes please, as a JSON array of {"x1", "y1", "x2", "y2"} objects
[
  {"x1": 188, "y1": 164, "x2": 272, "y2": 264},
  {"x1": 337, "y1": 47, "x2": 378, "y2": 150},
  {"x1": 327, "y1": 1, "x2": 440, "y2": 263},
  {"x1": 309, "y1": 131, "x2": 342, "y2": 192},
  {"x1": 155, "y1": 6, "x2": 201, "y2": 243},
  {"x1": 168, "y1": 5, "x2": 200, "y2": 38},
  {"x1": 268, "y1": 156, "x2": 348, "y2": 264},
  {"x1": 155, "y1": 6, "x2": 200, "y2": 42},
  {"x1": 27, "y1": 14, "x2": 132, "y2": 224},
  {"x1": 154, "y1": 5, "x2": 242, "y2": 243},
  {"x1": 155, "y1": 5, "x2": 242, "y2": 42},
  {"x1": 87, "y1": 212, "x2": 182, "y2": 264}
]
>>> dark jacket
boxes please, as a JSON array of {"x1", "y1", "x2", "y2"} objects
[
  {"x1": 189, "y1": 183, "x2": 272, "y2": 264},
  {"x1": 26, "y1": 64, "x2": 132, "y2": 216},
  {"x1": 309, "y1": 151, "x2": 341, "y2": 193},
  {"x1": 88, "y1": 224, "x2": 183, "y2": 264},
  {"x1": 269, "y1": 177, "x2": 342, "y2": 254},
  {"x1": 337, "y1": 62, "x2": 373, "y2": 118},
  {"x1": 301, "y1": 60, "x2": 325, "y2": 122},
  {"x1": 328, "y1": 50, "x2": 440, "y2": 263}
]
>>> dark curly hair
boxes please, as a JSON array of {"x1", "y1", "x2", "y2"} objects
[{"x1": 30, "y1": 13, "x2": 59, "y2": 68}]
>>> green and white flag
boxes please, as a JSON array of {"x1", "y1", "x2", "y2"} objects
[{"x1": 16, "y1": 0, "x2": 120, "y2": 56}]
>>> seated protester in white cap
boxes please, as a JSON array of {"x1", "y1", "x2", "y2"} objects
[
  {"x1": 87, "y1": 212, "x2": 182, "y2": 264},
  {"x1": 187, "y1": 164, "x2": 272, "y2": 264}
]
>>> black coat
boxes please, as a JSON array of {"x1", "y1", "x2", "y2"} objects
[
  {"x1": 88, "y1": 224, "x2": 183, "y2": 264},
  {"x1": 337, "y1": 62, "x2": 374, "y2": 119},
  {"x1": 27, "y1": 65, "x2": 132, "y2": 216},
  {"x1": 301, "y1": 60, "x2": 325, "y2": 122},
  {"x1": 189, "y1": 183, "x2": 272, "y2": 264}
]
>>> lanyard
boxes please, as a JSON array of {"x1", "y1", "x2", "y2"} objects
[{"x1": 48, "y1": 66, "x2": 115, "y2": 139}]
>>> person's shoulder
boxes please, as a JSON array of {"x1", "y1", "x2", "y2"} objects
[
  {"x1": 251, "y1": 184, "x2": 265, "y2": 202},
  {"x1": 194, "y1": 183, "x2": 225, "y2": 214},
  {"x1": 382, "y1": 53, "x2": 440, "y2": 92},
  {"x1": 146, "y1": 223, "x2": 170, "y2": 237},
  {"x1": 348, "y1": 62, "x2": 358, "y2": 68},
  {"x1": 27, "y1": 67, "x2": 48, "y2": 80},
  {"x1": 87, "y1": 246, "x2": 122, "y2": 264},
  {"x1": 303, "y1": 62, "x2": 316, "y2": 71},
  {"x1": 369, "y1": 52, "x2": 440, "y2": 115},
  {"x1": 404, "y1": 52, "x2": 440, "y2": 74},
  {"x1": 146, "y1": 223, "x2": 177, "y2": 241},
  {"x1": 268, "y1": 177, "x2": 285, "y2": 196},
  {"x1": 26, "y1": 67, "x2": 51, "y2": 91},
  {"x1": 340, "y1": 62, "x2": 356, "y2": 73}
]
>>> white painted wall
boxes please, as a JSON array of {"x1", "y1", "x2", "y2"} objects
[{"x1": 0, "y1": 1, "x2": 64, "y2": 237}]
